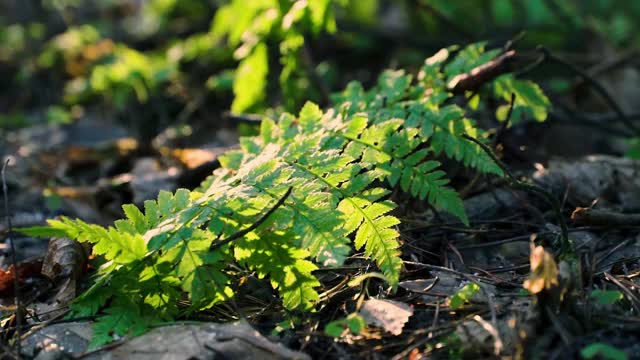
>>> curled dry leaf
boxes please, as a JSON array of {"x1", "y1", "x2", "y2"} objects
[
  {"x1": 523, "y1": 243, "x2": 559, "y2": 294},
  {"x1": 41, "y1": 237, "x2": 88, "y2": 307},
  {"x1": 359, "y1": 299, "x2": 413, "y2": 336}
]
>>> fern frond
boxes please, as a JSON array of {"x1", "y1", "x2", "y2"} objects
[
  {"x1": 338, "y1": 193, "x2": 402, "y2": 285},
  {"x1": 336, "y1": 116, "x2": 469, "y2": 222},
  {"x1": 40, "y1": 217, "x2": 146, "y2": 265},
  {"x1": 290, "y1": 191, "x2": 351, "y2": 266},
  {"x1": 494, "y1": 74, "x2": 552, "y2": 122},
  {"x1": 278, "y1": 149, "x2": 403, "y2": 285},
  {"x1": 425, "y1": 108, "x2": 503, "y2": 175},
  {"x1": 89, "y1": 297, "x2": 159, "y2": 349},
  {"x1": 234, "y1": 230, "x2": 320, "y2": 310},
  {"x1": 160, "y1": 231, "x2": 233, "y2": 309}
]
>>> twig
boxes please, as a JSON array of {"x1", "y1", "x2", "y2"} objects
[
  {"x1": 209, "y1": 187, "x2": 293, "y2": 251},
  {"x1": 544, "y1": 305, "x2": 572, "y2": 345},
  {"x1": 604, "y1": 272, "x2": 640, "y2": 314},
  {"x1": 537, "y1": 46, "x2": 640, "y2": 135},
  {"x1": 75, "y1": 339, "x2": 127, "y2": 359},
  {"x1": 585, "y1": 49, "x2": 638, "y2": 80},
  {"x1": 571, "y1": 207, "x2": 640, "y2": 227},
  {"x1": 460, "y1": 93, "x2": 515, "y2": 198},
  {"x1": 391, "y1": 301, "x2": 442, "y2": 360},
  {"x1": 175, "y1": 91, "x2": 206, "y2": 125},
  {"x1": 462, "y1": 134, "x2": 516, "y2": 181},
  {"x1": 223, "y1": 111, "x2": 264, "y2": 125},
  {"x1": 403, "y1": 259, "x2": 502, "y2": 348},
  {"x1": 448, "y1": 50, "x2": 517, "y2": 94},
  {"x1": 503, "y1": 31, "x2": 526, "y2": 52},
  {"x1": 403, "y1": 261, "x2": 484, "y2": 281},
  {"x1": 2, "y1": 159, "x2": 21, "y2": 358},
  {"x1": 514, "y1": 51, "x2": 546, "y2": 77},
  {"x1": 491, "y1": 92, "x2": 516, "y2": 149},
  {"x1": 542, "y1": 0, "x2": 577, "y2": 30},
  {"x1": 461, "y1": 135, "x2": 572, "y2": 256},
  {"x1": 473, "y1": 315, "x2": 503, "y2": 355}
]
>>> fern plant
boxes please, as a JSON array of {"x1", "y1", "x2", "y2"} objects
[
  {"x1": 22, "y1": 43, "x2": 550, "y2": 346},
  {"x1": 211, "y1": 0, "x2": 343, "y2": 112}
]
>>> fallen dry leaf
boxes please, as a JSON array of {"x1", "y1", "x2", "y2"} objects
[
  {"x1": 171, "y1": 148, "x2": 220, "y2": 169},
  {"x1": 359, "y1": 299, "x2": 413, "y2": 336},
  {"x1": 41, "y1": 237, "x2": 88, "y2": 309},
  {"x1": 523, "y1": 243, "x2": 559, "y2": 294},
  {"x1": 0, "y1": 258, "x2": 44, "y2": 299}
]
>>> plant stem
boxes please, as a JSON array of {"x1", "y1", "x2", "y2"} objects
[
  {"x1": 209, "y1": 187, "x2": 293, "y2": 251},
  {"x1": 2, "y1": 159, "x2": 21, "y2": 357}
]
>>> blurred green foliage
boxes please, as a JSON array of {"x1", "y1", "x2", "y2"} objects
[
  {"x1": 581, "y1": 343, "x2": 628, "y2": 360},
  {"x1": 0, "y1": 0, "x2": 638, "y2": 137}
]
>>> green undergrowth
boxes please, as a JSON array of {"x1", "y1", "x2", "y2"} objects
[{"x1": 22, "y1": 42, "x2": 550, "y2": 347}]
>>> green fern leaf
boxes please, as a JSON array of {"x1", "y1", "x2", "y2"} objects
[
  {"x1": 89, "y1": 298, "x2": 158, "y2": 349},
  {"x1": 494, "y1": 74, "x2": 552, "y2": 122},
  {"x1": 338, "y1": 194, "x2": 402, "y2": 285},
  {"x1": 235, "y1": 231, "x2": 320, "y2": 310}
]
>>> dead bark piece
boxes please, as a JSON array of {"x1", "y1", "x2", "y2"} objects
[
  {"x1": 448, "y1": 156, "x2": 640, "y2": 225},
  {"x1": 571, "y1": 207, "x2": 640, "y2": 227}
]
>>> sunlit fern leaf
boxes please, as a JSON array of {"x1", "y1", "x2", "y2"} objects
[
  {"x1": 339, "y1": 116, "x2": 468, "y2": 223},
  {"x1": 376, "y1": 69, "x2": 413, "y2": 105},
  {"x1": 494, "y1": 74, "x2": 552, "y2": 123},
  {"x1": 235, "y1": 231, "x2": 320, "y2": 310},
  {"x1": 338, "y1": 194, "x2": 402, "y2": 286},
  {"x1": 290, "y1": 191, "x2": 351, "y2": 266},
  {"x1": 38, "y1": 217, "x2": 146, "y2": 265},
  {"x1": 160, "y1": 233, "x2": 233, "y2": 309}
]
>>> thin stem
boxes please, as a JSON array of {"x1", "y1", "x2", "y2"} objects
[
  {"x1": 2, "y1": 159, "x2": 21, "y2": 357},
  {"x1": 491, "y1": 92, "x2": 516, "y2": 149},
  {"x1": 209, "y1": 187, "x2": 293, "y2": 251}
]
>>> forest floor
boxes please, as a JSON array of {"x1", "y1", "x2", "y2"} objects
[
  {"x1": 2, "y1": 95, "x2": 640, "y2": 360},
  {"x1": 2, "y1": 6, "x2": 640, "y2": 354}
]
